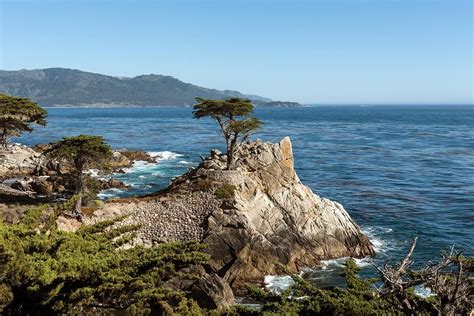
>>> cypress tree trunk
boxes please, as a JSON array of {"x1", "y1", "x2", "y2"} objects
[
  {"x1": 74, "y1": 195, "x2": 83, "y2": 220},
  {"x1": 0, "y1": 128, "x2": 8, "y2": 149},
  {"x1": 226, "y1": 149, "x2": 233, "y2": 170},
  {"x1": 226, "y1": 136, "x2": 238, "y2": 170},
  {"x1": 224, "y1": 131, "x2": 233, "y2": 170},
  {"x1": 74, "y1": 167, "x2": 85, "y2": 220}
]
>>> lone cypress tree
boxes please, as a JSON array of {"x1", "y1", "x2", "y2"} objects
[
  {"x1": 193, "y1": 97, "x2": 262, "y2": 170},
  {"x1": 44, "y1": 135, "x2": 112, "y2": 217},
  {"x1": 0, "y1": 93, "x2": 47, "y2": 149}
]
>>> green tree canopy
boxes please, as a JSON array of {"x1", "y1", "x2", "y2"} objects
[
  {"x1": 0, "y1": 93, "x2": 47, "y2": 148},
  {"x1": 193, "y1": 98, "x2": 262, "y2": 170},
  {"x1": 44, "y1": 135, "x2": 112, "y2": 216}
]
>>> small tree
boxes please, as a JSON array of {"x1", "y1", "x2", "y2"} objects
[
  {"x1": 44, "y1": 135, "x2": 112, "y2": 217},
  {"x1": 0, "y1": 93, "x2": 47, "y2": 149},
  {"x1": 193, "y1": 97, "x2": 262, "y2": 170}
]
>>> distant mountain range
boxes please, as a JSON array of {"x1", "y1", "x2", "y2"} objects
[{"x1": 0, "y1": 68, "x2": 301, "y2": 107}]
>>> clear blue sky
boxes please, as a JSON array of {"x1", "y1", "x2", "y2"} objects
[{"x1": 1, "y1": 0, "x2": 472, "y2": 104}]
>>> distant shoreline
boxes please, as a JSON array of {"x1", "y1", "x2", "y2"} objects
[{"x1": 42, "y1": 104, "x2": 474, "y2": 109}]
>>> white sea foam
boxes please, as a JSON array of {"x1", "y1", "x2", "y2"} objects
[
  {"x1": 353, "y1": 257, "x2": 372, "y2": 267},
  {"x1": 264, "y1": 275, "x2": 294, "y2": 294},
  {"x1": 85, "y1": 168, "x2": 108, "y2": 180},
  {"x1": 122, "y1": 160, "x2": 156, "y2": 174},
  {"x1": 321, "y1": 258, "x2": 345, "y2": 270},
  {"x1": 319, "y1": 257, "x2": 373, "y2": 270},
  {"x1": 361, "y1": 226, "x2": 394, "y2": 254},
  {"x1": 148, "y1": 151, "x2": 183, "y2": 161},
  {"x1": 98, "y1": 188, "x2": 124, "y2": 199},
  {"x1": 178, "y1": 160, "x2": 193, "y2": 165}
]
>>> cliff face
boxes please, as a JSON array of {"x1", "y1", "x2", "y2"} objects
[
  {"x1": 86, "y1": 137, "x2": 374, "y2": 290},
  {"x1": 179, "y1": 137, "x2": 374, "y2": 287}
]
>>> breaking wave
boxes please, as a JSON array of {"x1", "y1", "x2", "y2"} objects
[
  {"x1": 149, "y1": 151, "x2": 183, "y2": 161},
  {"x1": 264, "y1": 275, "x2": 294, "y2": 294}
]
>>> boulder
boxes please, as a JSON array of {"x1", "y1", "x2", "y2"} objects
[
  {"x1": 56, "y1": 216, "x2": 82, "y2": 232},
  {"x1": 11, "y1": 178, "x2": 33, "y2": 192},
  {"x1": 189, "y1": 272, "x2": 235, "y2": 310},
  {"x1": 109, "y1": 151, "x2": 131, "y2": 169},
  {"x1": 100, "y1": 178, "x2": 129, "y2": 190},
  {"x1": 30, "y1": 177, "x2": 53, "y2": 197},
  {"x1": 0, "y1": 183, "x2": 36, "y2": 203},
  {"x1": 210, "y1": 149, "x2": 222, "y2": 158}
]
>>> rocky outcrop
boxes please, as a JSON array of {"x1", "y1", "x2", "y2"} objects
[
  {"x1": 0, "y1": 183, "x2": 35, "y2": 199},
  {"x1": 0, "y1": 144, "x2": 41, "y2": 178},
  {"x1": 189, "y1": 270, "x2": 235, "y2": 309},
  {"x1": 0, "y1": 145, "x2": 147, "y2": 201},
  {"x1": 86, "y1": 137, "x2": 375, "y2": 291}
]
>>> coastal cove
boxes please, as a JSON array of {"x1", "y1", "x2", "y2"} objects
[{"x1": 15, "y1": 105, "x2": 474, "y2": 280}]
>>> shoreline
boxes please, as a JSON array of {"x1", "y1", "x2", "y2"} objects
[{"x1": 41, "y1": 104, "x2": 474, "y2": 109}]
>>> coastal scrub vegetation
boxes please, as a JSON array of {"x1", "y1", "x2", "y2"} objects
[
  {"x1": 0, "y1": 93, "x2": 47, "y2": 149},
  {"x1": 0, "y1": 207, "x2": 209, "y2": 315},
  {"x1": 0, "y1": 207, "x2": 471, "y2": 315},
  {"x1": 231, "y1": 240, "x2": 473, "y2": 316},
  {"x1": 193, "y1": 97, "x2": 262, "y2": 170},
  {"x1": 44, "y1": 135, "x2": 112, "y2": 218}
]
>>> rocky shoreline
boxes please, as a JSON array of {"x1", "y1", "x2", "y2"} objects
[
  {"x1": 1, "y1": 137, "x2": 375, "y2": 309},
  {"x1": 0, "y1": 144, "x2": 153, "y2": 205},
  {"x1": 76, "y1": 137, "x2": 374, "y2": 305}
]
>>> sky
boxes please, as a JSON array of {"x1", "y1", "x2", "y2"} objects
[{"x1": 0, "y1": 0, "x2": 472, "y2": 104}]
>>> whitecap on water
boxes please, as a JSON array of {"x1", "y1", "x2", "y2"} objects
[
  {"x1": 98, "y1": 188, "x2": 124, "y2": 199},
  {"x1": 178, "y1": 160, "x2": 193, "y2": 165},
  {"x1": 122, "y1": 160, "x2": 156, "y2": 173},
  {"x1": 148, "y1": 151, "x2": 183, "y2": 161}
]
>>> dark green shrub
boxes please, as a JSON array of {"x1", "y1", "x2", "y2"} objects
[
  {"x1": 215, "y1": 184, "x2": 236, "y2": 199},
  {"x1": 0, "y1": 207, "x2": 209, "y2": 315}
]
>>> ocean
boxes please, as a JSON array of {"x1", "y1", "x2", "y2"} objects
[{"x1": 16, "y1": 105, "x2": 474, "y2": 289}]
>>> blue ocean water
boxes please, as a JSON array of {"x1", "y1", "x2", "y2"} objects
[{"x1": 16, "y1": 105, "x2": 474, "y2": 280}]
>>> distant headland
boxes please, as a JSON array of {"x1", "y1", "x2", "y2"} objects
[{"x1": 0, "y1": 68, "x2": 302, "y2": 107}]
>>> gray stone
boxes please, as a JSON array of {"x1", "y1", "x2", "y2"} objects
[{"x1": 190, "y1": 273, "x2": 235, "y2": 310}]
